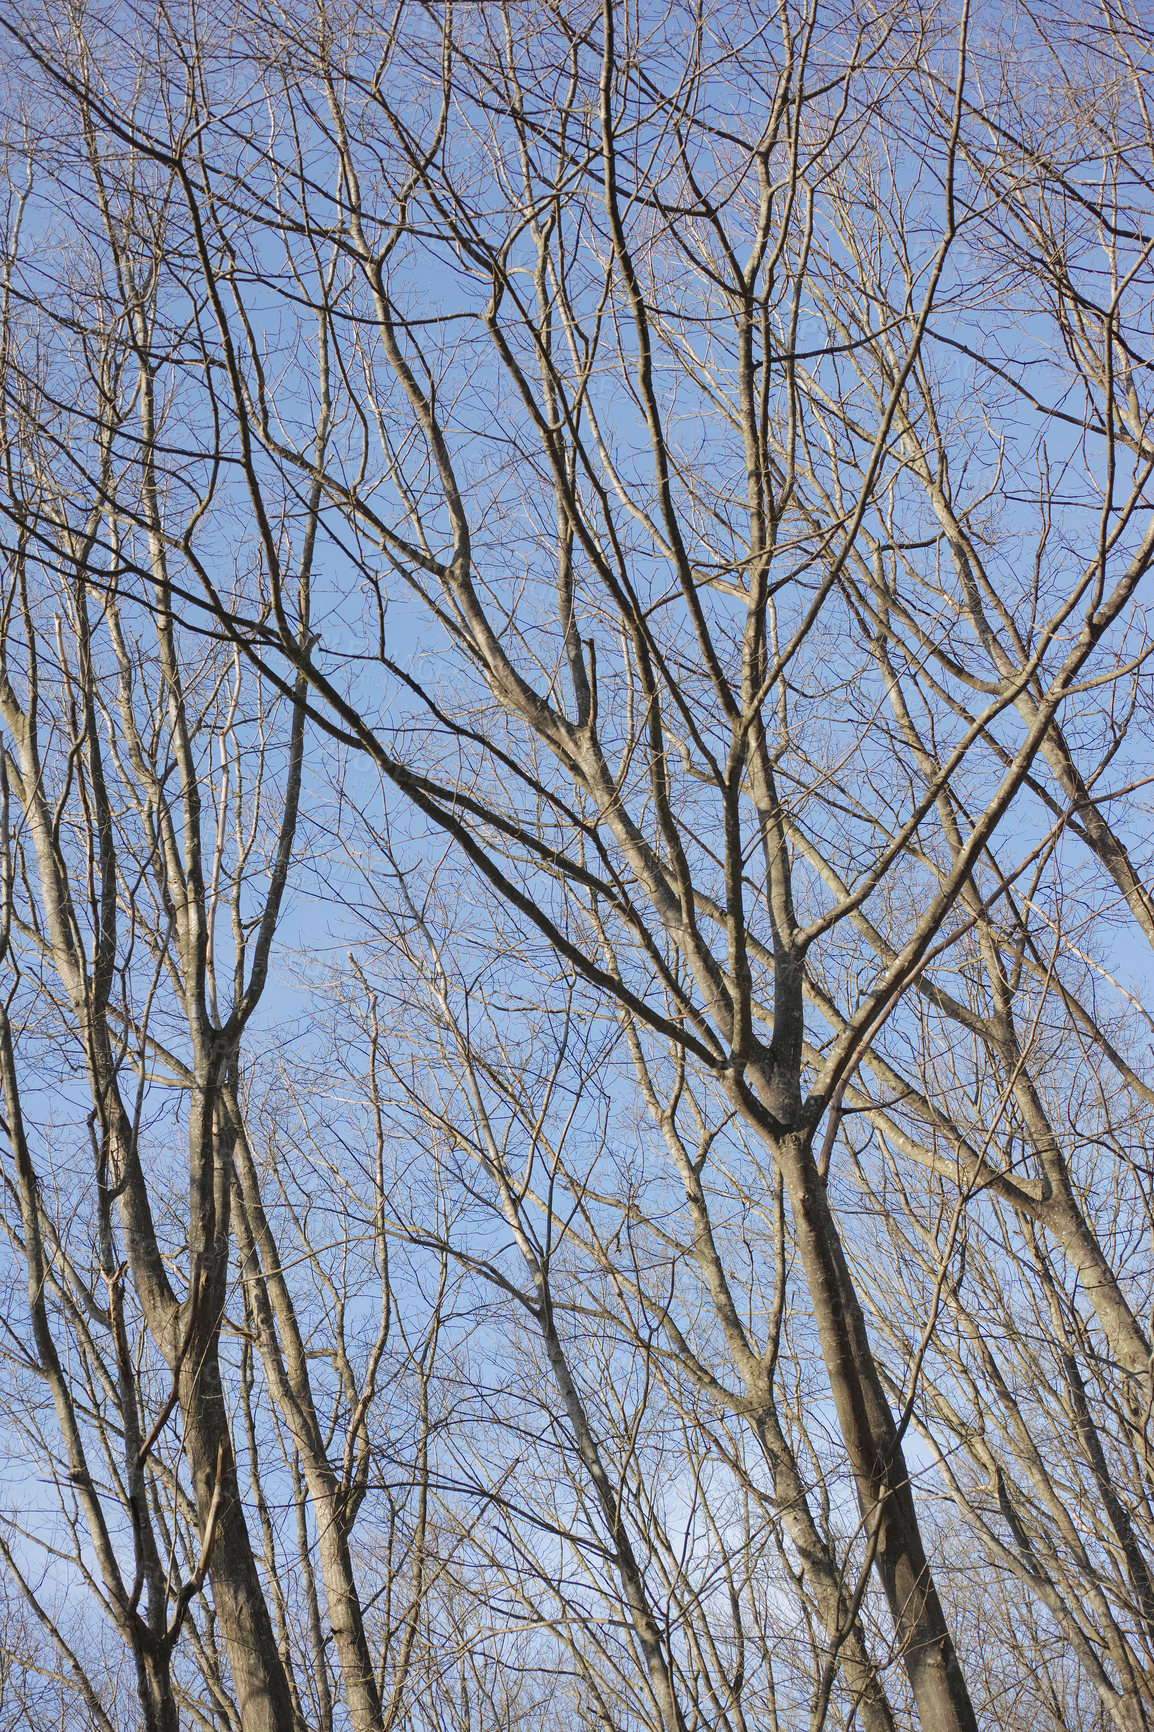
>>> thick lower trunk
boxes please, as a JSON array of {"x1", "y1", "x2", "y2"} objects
[
  {"x1": 307, "y1": 1481, "x2": 385, "y2": 1732},
  {"x1": 181, "y1": 1353, "x2": 300, "y2": 1732},
  {"x1": 231, "y1": 1143, "x2": 384, "y2": 1731},
  {"x1": 752, "y1": 1408, "x2": 896, "y2": 1732},
  {"x1": 136, "y1": 1646, "x2": 179, "y2": 1732},
  {"x1": 779, "y1": 1137, "x2": 978, "y2": 1732}
]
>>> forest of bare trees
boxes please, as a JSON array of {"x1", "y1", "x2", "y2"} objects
[{"x1": 0, "y1": 1, "x2": 1150, "y2": 1728}]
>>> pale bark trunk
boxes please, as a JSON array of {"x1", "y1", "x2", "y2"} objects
[
  {"x1": 179, "y1": 1343, "x2": 300, "y2": 1732},
  {"x1": 777, "y1": 1133, "x2": 978, "y2": 1732}
]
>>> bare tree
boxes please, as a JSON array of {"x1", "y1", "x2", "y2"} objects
[
  {"x1": 316, "y1": 856, "x2": 907, "y2": 1732},
  {"x1": 0, "y1": 1, "x2": 1153, "y2": 1728},
  {"x1": 0, "y1": 211, "x2": 435, "y2": 1729}
]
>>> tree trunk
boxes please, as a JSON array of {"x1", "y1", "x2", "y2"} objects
[
  {"x1": 181, "y1": 1347, "x2": 301, "y2": 1732},
  {"x1": 779, "y1": 1134, "x2": 978, "y2": 1732}
]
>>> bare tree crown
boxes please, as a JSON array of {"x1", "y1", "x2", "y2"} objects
[{"x1": 0, "y1": 3, "x2": 1151, "y2": 1729}]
